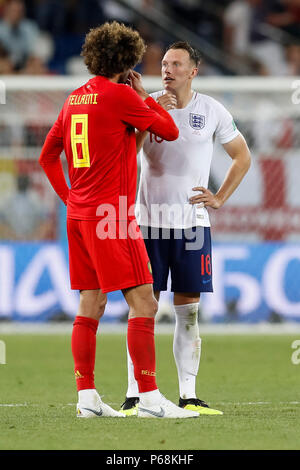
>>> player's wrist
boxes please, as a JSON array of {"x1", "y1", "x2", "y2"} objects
[
  {"x1": 139, "y1": 92, "x2": 150, "y2": 101},
  {"x1": 214, "y1": 193, "x2": 225, "y2": 208}
]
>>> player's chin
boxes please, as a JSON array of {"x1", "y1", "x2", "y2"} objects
[{"x1": 164, "y1": 81, "x2": 176, "y2": 91}]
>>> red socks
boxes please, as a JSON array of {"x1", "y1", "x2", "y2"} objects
[
  {"x1": 71, "y1": 315, "x2": 157, "y2": 394},
  {"x1": 127, "y1": 317, "x2": 157, "y2": 393},
  {"x1": 71, "y1": 315, "x2": 98, "y2": 391}
]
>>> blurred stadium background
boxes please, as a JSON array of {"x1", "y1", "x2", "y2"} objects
[{"x1": 0, "y1": 0, "x2": 300, "y2": 327}]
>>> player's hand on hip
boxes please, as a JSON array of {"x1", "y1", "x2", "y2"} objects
[
  {"x1": 189, "y1": 186, "x2": 223, "y2": 209},
  {"x1": 128, "y1": 70, "x2": 149, "y2": 100},
  {"x1": 157, "y1": 92, "x2": 177, "y2": 110}
]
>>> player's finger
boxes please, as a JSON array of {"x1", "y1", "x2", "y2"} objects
[
  {"x1": 189, "y1": 194, "x2": 209, "y2": 203},
  {"x1": 129, "y1": 71, "x2": 141, "y2": 84},
  {"x1": 167, "y1": 97, "x2": 176, "y2": 102},
  {"x1": 189, "y1": 198, "x2": 203, "y2": 204},
  {"x1": 160, "y1": 95, "x2": 175, "y2": 103},
  {"x1": 189, "y1": 193, "x2": 204, "y2": 201},
  {"x1": 165, "y1": 93, "x2": 177, "y2": 101},
  {"x1": 126, "y1": 74, "x2": 133, "y2": 86},
  {"x1": 131, "y1": 70, "x2": 141, "y2": 79}
]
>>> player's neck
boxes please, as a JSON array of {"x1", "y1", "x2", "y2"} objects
[
  {"x1": 110, "y1": 75, "x2": 120, "y2": 83},
  {"x1": 109, "y1": 71, "x2": 126, "y2": 83},
  {"x1": 175, "y1": 88, "x2": 194, "y2": 109}
]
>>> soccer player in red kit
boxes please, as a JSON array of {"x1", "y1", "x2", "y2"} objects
[{"x1": 39, "y1": 22, "x2": 199, "y2": 419}]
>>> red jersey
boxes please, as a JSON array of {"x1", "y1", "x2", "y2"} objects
[{"x1": 39, "y1": 76, "x2": 178, "y2": 220}]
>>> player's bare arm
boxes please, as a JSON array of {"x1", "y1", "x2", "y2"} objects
[{"x1": 189, "y1": 134, "x2": 251, "y2": 209}]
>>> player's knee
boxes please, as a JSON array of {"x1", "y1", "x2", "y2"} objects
[
  {"x1": 151, "y1": 297, "x2": 159, "y2": 316},
  {"x1": 130, "y1": 297, "x2": 158, "y2": 318},
  {"x1": 144, "y1": 297, "x2": 158, "y2": 318},
  {"x1": 78, "y1": 289, "x2": 107, "y2": 320},
  {"x1": 98, "y1": 296, "x2": 107, "y2": 318}
]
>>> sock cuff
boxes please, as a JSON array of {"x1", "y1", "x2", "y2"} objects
[
  {"x1": 173, "y1": 303, "x2": 199, "y2": 313},
  {"x1": 73, "y1": 315, "x2": 99, "y2": 333},
  {"x1": 173, "y1": 303, "x2": 199, "y2": 326},
  {"x1": 128, "y1": 317, "x2": 155, "y2": 333}
]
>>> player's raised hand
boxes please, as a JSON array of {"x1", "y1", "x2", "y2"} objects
[
  {"x1": 157, "y1": 92, "x2": 177, "y2": 110},
  {"x1": 189, "y1": 186, "x2": 223, "y2": 209},
  {"x1": 128, "y1": 70, "x2": 149, "y2": 100}
]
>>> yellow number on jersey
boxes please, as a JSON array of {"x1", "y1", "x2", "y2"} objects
[{"x1": 71, "y1": 114, "x2": 90, "y2": 168}]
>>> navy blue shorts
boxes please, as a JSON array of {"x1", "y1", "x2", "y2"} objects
[{"x1": 140, "y1": 226, "x2": 213, "y2": 293}]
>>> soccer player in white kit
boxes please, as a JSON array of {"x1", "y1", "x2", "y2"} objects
[{"x1": 120, "y1": 42, "x2": 251, "y2": 416}]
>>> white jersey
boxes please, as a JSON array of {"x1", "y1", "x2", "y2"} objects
[{"x1": 135, "y1": 90, "x2": 240, "y2": 229}]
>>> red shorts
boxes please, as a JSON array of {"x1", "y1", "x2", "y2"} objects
[{"x1": 67, "y1": 217, "x2": 153, "y2": 293}]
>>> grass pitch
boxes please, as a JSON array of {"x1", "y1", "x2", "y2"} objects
[{"x1": 0, "y1": 331, "x2": 299, "y2": 450}]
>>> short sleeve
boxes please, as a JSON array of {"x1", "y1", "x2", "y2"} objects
[
  {"x1": 117, "y1": 85, "x2": 158, "y2": 132},
  {"x1": 213, "y1": 99, "x2": 240, "y2": 144}
]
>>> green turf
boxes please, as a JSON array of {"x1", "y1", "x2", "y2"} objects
[{"x1": 0, "y1": 332, "x2": 299, "y2": 450}]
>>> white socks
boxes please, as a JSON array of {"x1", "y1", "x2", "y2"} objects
[
  {"x1": 139, "y1": 389, "x2": 161, "y2": 407},
  {"x1": 126, "y1": 342, "x2": 139, "y2": 398},
  {"x1": 78, "y1": 388, "x2": 99, "y2": 405},
  {"x1": 126, "y1": 302, "x2": 201, "y2": 401},
  {"x1": 173, "y1": 303, "x2": 201, "y2": 399}
]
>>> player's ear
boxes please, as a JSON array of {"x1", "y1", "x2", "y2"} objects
[{"x1": 190, "y1": 67, "x2": 198, "y2": 79}]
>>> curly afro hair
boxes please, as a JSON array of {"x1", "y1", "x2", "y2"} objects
[{"x1": 81, "y1": 21, "x2": 146, "y2": 78}]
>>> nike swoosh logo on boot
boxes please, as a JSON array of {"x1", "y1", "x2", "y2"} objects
[
  {"x1": 139, "y1": 406, "x2": 165, "y2": 417},
  {"x1": 81, "y1": 407, "x2": 103, "y2": 417}
]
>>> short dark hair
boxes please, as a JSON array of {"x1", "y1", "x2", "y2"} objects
[
  {"x1": 81, "y1": 21, "x2": 146, "y2": 78},
  {"x1": 166, "y1": 41, "x2": 201, "y2": 67}
]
